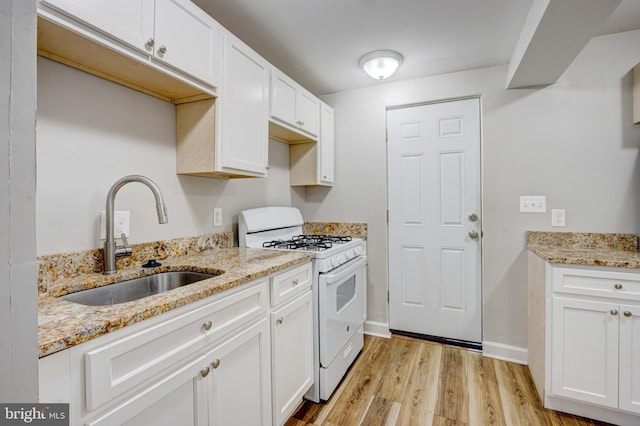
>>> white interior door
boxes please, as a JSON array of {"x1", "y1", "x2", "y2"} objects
[{"x1": 387, "y1": 98, "x2": 481, "y2": 343}]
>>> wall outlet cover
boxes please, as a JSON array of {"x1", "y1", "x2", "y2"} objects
[{"x1": 99, "y1": 210, "x2": 130, "y2": 240}]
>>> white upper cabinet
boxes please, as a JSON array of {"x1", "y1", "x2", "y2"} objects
[
  {"x1": 270, "y1": 68, "x2": 320, "y2": 139},
  {"x1": 38, "y1": 0, "x2": 222, "y2": 89},
  {"x1": 176, "y1": 30, "x2": 270, "y2": 179},
  {"x1": 319, "y1": 102, "x2": 335, "y2": 184},
  {"x1": 39, "y1": 0, "x2": 155, "y2": 51},
  {"x1": 153, "y1": 0, "x2": 222, "y2": 87},
  {"x1": 290, "y1": 101, "x2": 334, "y2": 186},
  {"x1": 218, "y1": 31, "x2": 270, "y2": 176}
]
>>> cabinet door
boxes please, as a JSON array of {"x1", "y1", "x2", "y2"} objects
[
  {"x1": 271, "y1": 70, "x2": 298, "y2": 127},
  {"x1": 206, "y1": 318, "x2": 271, "y2": 426},
  {"x1": 40, "y1": 0, "x2": 154, "y2": 53},
  {"x1": 154, "y1": 0, "x2": 222, "y2": 87},
  {"x1": 297, "y1": 90, "x2": 320, "y2": 137},
  {"x1": 319, "y1": 103, "x2": 335, "y2": 184},
  {"x1": 619, "y1": 304, "x2": 640, "y2": 414},
  {"x1": 86, "y1": 354, "x2": 208, "y2": 426},
  {"x1": 551, "y1": 297, "x2": 619, "y2": 408},
  {"x1": 271, "y1": 291, "x2": 313, "y2": 426},
  {"x1": 219, "y1": 32, "x2": 270, "y2": 176}
]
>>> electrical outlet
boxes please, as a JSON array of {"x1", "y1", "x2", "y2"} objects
[
  {"x1": 213, "y1": 208, "x2": 222, "y2": 227},
  {"x1": 519, "y1": 196, "x2": 546, "y2": 213},
  {"x1": 100, "y1": 210, "x2": 130, "y2": 239},
  {"x1": 552, "y1": 209, "x2": 566, "y2": 227}
]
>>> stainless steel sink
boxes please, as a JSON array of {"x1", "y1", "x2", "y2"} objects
[{"x1": 59, "y1": 271, "x2": 219, "y2": 306}]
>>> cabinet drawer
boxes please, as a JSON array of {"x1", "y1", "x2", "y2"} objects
[
  {"x1": 552, "y1": 267, "x2": 640, "y2": 301},
  {"x1": 84, "y1": 280, "x2": 267, "y2": 410},
  {"x1": 270, "y1": 262, "x2": 312, "y2": 307}
]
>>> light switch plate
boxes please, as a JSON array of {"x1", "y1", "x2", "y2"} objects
[
  {"x1": 520, "y1": 196, "x2": 546, "y2": 213},
  {"x1": 213, "y1": 208, "x2": 222, "y2": 227}
]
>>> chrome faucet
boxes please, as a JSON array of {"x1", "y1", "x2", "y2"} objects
[{"x1": 103, "y1": 175, "x2": 168, "y2": 275}]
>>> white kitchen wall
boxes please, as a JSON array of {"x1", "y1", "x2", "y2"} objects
[
  {"x1": 36, "y1": 57, "x2": 300, "y2": 255},
  {"x1": 309, "y1": 29, "x2": 640, "y2": 358}
]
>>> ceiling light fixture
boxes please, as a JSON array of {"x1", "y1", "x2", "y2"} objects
[{"x1": 359, "y1": 50, "x2": 403, "y2": 80}]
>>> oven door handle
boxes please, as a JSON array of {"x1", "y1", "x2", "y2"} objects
[{"x1": 323, "y1": 256, "x2": 366, "y2": 285}]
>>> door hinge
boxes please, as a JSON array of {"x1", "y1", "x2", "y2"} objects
[
  {"x1": 386, "y1": 209, "x2": 389, "y2": 223},
  {"x1": 387, "y1": 290, "x2": 390, "y2": 303}
]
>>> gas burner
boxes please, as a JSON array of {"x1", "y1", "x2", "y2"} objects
[
  {"x1": 262, "y1": 238, "x2": 332, "y2": 251},
  {"x1": 291, "y1": 234, "x2": 352, "y2": 244}
]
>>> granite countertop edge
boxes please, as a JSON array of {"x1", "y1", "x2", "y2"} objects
[
  {"x1": 527, "y1": 244, "x2": 640, "y2": 269},
  {"x1": 38, "y1": 247, "x2": 314, "y2": 358}
]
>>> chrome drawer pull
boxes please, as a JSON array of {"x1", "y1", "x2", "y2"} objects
[
  {"x1": 611, "y1": 309, "x2": 619, "y2": 316},
  {"x1": 624, "y1": 311, "x2": 632, "y2": 317},
  {"x1": 276, "y1": 316, "x2": 284, "y2": 325},
  {"x1": 212, "y1": 359, "x2": 220, "y2": 369},
  {"x1": 614, "y1": 283, "x2": 623, "y2": 290},
  {"x1": 203, "y1": 320, "x2": 213, "y2": 331},
  {"x1": 292, "y1": 279, "x2": 299, "y2": 286}
]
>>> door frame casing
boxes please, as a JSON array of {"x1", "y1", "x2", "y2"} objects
[{"x1": 385, "y1": 95, "x2": 484, "y2": 344}]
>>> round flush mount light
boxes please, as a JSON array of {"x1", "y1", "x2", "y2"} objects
[{"x1": 359, "y1": 50, "x2": 403, "y2": 80}]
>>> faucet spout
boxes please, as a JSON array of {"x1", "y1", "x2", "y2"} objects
[{"x1": 103, "y1": 175, "x2": 168, "y2": 275}]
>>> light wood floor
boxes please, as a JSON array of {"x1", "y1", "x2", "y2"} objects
[{"x1": 285, "y1": 334, "x2": 610, "y2": 426}]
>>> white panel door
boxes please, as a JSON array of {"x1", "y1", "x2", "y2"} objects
[
  {"x1": 219, "y1": 32, "x2": 270, "y2": 175},
  {"x1": 619, "y1": 304, "x2": 640, "y2": 414},
  {"x1": 40, "y1": 0, "x2": 154, "y2": 53},
  {"x1": 550, "y1": 297, "x2": 619, "y2": 408},
  {"x1": 206, "y1": 318, "x2": 271, "y2": 426},
  {"x1": 153, "y1": 0, "x2": 222, "y2": 86},
  {"x1": 387, "y1": 98, "x2": 481, "y2": 342}
]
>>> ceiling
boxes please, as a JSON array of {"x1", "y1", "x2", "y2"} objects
[{"x1": 193, "y1": 0, "x2": 640, "y2": 96}]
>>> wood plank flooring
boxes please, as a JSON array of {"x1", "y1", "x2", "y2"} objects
[{"x1": 286, "y1": 334, "x2": 610, "y2": 426}]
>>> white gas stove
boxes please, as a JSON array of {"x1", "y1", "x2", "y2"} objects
[{"x1": 239, "y1": 207, "x2": 366, "y2": 403}]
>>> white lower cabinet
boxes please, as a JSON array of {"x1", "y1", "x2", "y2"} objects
[
  {"x1": 271, "y1": 291, "x2": 313, "y2": 426},
  {"x1": 39, "y1": 262, "x2": 314, "y2": 426},
  {"x1": 550, "y1": 297, "x2": 619, "y2": 408},
  {"x1": 528, "y1": 258, "x2": 640, "y2": 424},
  {"x1": 206, "y1": 318, "x2": 271, "y2": 426}
]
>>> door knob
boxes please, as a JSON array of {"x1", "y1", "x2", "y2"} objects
[
  {"x1": 468, "y1": 230, "x2": 479, "y2": 239},
  {"x1": 468, "y1": 213, "x2": 478, "y2": 222}
]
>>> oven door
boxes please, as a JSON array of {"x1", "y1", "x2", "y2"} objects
[{"x1": 318, "y1": 255, "x2": 366, "y2": 367}]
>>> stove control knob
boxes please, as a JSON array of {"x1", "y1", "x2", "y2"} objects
[
  {"x1": 355, "y1": 246, "x2": 364, "y2": 256},
  {"x1": 346, "y1": 249, "x2": 355, "y2": 259},
  {"x1": 331, "y1": 257, "x2": 339, "y2": 268}
]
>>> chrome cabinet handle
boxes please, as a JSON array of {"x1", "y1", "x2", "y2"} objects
[
  {"x1": 212, "y1": 359, "x2": 220, "y2": 369},
  {"x1": 203, "y1": 320, "x2": 212, "y2": 331},
  {"x1": 145, "y1": 38, "x2": 155, "y2": 49},
  {"x1": 276, "y1": 316, "x2": 284, "y2": 325},
  {"x1": 614, "y1": 283, "x2": 623, "y2": 290},
  {"x1": 468, "y1": 213, "x2": 478, "y2": 222},
  {"x1": 611, "y1": 309, "x2": 619, "y2": 316},
  {"x1": 292, "y1": 278, "x2": 299, "y2": 286},
  {"x1": 200, "y1": 367, "x2": 210, "y2": 378},
  {"x1": 624, "y1": 311, "x2": 632, "y2": 317},
  {"x1": 468, "y1": 230, "x2": 479, "y2": 239},
  {"x1": 158, "y1": 45, "x2": 167, "y2": 55}
]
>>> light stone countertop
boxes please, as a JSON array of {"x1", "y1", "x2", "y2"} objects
[
  {"x1": 38, "y1": 247, "x2": 314, "y2": 358},
  {"x1": 526, "y1": 231, "x2": 640, "y2": 269}
]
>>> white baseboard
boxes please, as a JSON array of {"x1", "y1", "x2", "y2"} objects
[
  {"x1": 363, "y1": 320, "x2": 391, "y2": 338},
  {"x1": 482, "y1": 341, "x2": 528, "y2": 365}
]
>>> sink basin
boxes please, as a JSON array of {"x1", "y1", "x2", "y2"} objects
[{"x1": 59, "y1": 271, "x2": 219, "y2": 306}]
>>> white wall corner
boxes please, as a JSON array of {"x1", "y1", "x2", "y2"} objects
[
  {"x1": 364, "y1": 320, "x2": 391, "y2": 338},
  {"x1": 506, "y1": 0, "x2": 622, "y2": 89},
  {"x1": 482, "y1": 341, "x2": 528, "y2": 365}
]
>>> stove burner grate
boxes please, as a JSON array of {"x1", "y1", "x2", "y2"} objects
[{"x1": 262, "y1": 234, "x2": 352, "y2": 251}]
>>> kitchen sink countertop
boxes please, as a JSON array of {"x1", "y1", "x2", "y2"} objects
[
  {"x1": 526, "y1": 231, "x2": 640, "y2": 268},
  {"x1": 38, "y1": 247, "x2": 314, "y2": 358}
]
